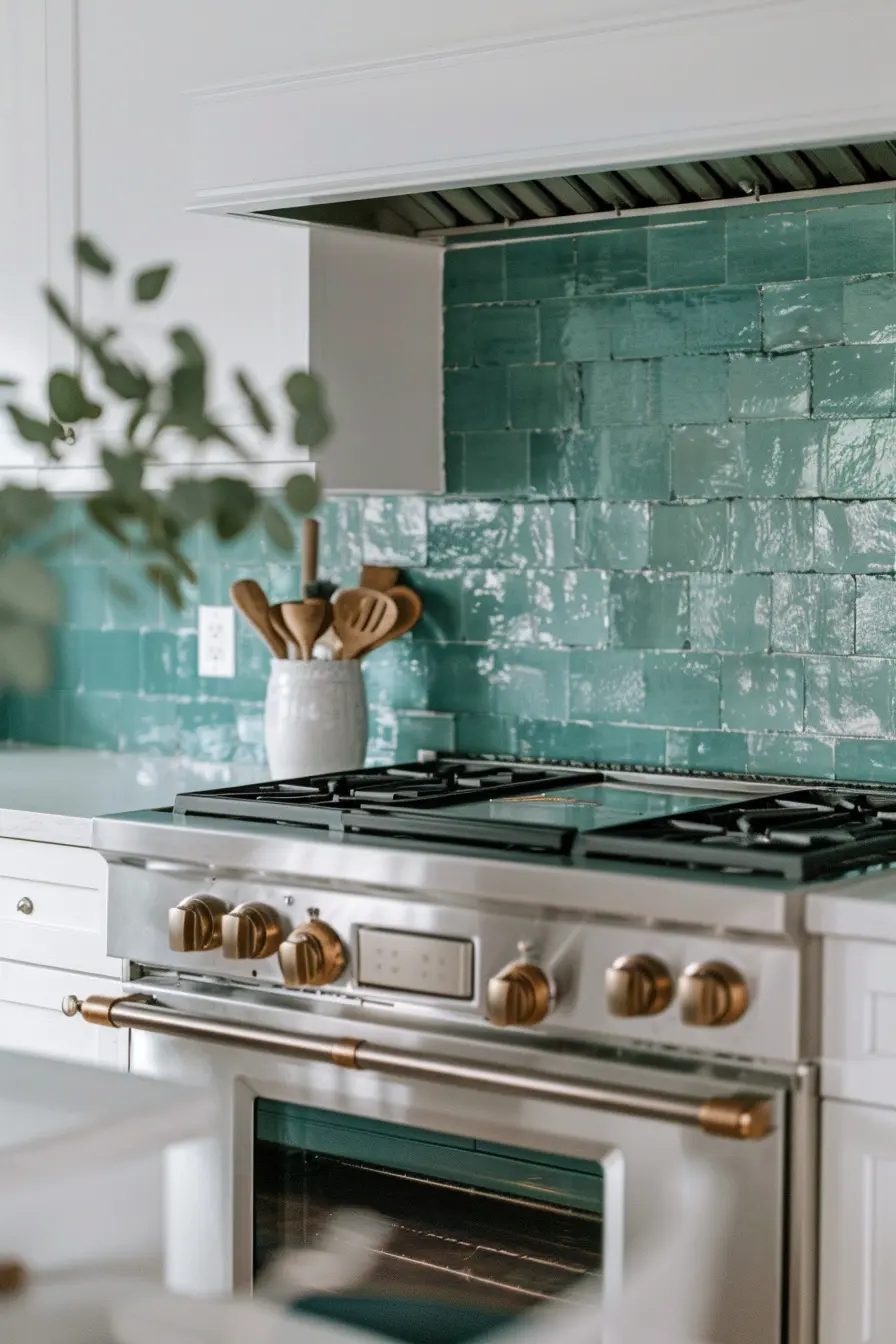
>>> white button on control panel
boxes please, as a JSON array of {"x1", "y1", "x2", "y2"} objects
[{"x1": 357, "y1": 928, "x2": 474, "y2": 999}]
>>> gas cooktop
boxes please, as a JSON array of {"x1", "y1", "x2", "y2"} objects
[{"x1": 172, "y1": 757, "x2": 896, "y2": 881}]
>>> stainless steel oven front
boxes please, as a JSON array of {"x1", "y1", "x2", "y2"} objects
[{"x1": 103, "y1": 977, "x2": 814, "y2": 1344}]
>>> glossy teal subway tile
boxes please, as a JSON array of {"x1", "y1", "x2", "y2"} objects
[
  {"x1": 609, "y1": 574, "x2": 688, "y2": 649},
  {"x1": 591, "y1": 723, "x2": 667, "y2": 765},
  {"x1": 463, "y1": 431, "x2": 530, "y2": 495},
  {"x1": 468, "y1": 304, "x2": 539, "y2": 365},
  {"x1": 808, "y1": 203, "x2": 895, "y2": 278},
  {"x1": 729, "y1": 499, "x2": 813, "y2": 571},
  {"x1": 577, "y1": 228, "x2": 648, "y2": 295},
  {"x1": 843, "y1": 277, "x2": 896, "y2": 343},
  {"x1": 743, "y1": 420, "x2": 823, "y2": 496},
  {"x1": 444, "y1": 306, "x2": 473, "y2": 367},
  {"x1": 363, "y1": 640, "x2": 431, "y2": 710},
  {"x1": 665, "y1": 729, "x2": 749, "y2": 773},
  {"x1": 815, "y1": 500, "x2": 896, "y2": 571},
  {"x1": 576, "y1": 501, "x2": 650, "y2": 569},
  {"x1": 772, "y1": 575, "x2": 855, "y2": 655},
  {"x1": 516, "y1": 717, "x2": 596, "y2": 763},
  {"x1": 824, "y1": 419, "x2": 896, "y2": 497},
  {"x1": 55, "y1": 563, "x2": 106, "y2": 628},
  {"x1": 648, "y1": 217, "x2": 726, "y2": 289},
  {"x1": 671, "y1": 423, "x2": 746, "y2": 498},
  {"x1": 689, "y1": 575, "x2": 771, "y2": 652},
  {"x1": 368, "y1": 708, "x2": 456, "y2": 766},
  {"x1": 106, "y1": 566, "x2": 164, "y2": 633},
  {"x1": 445, "y1": 246, "x2": 505, "y2": 304},
  {"x1": 504, "y1": 502, "x2": 575, "y2": 567},
  {"x1": 61, "y1": 691, "x2": 122, "y2": 751},
  {"x1": 361, "y1": 497, "x2": 427, "y2": 566},
  {"x1": 601, "y1": 426, "x2": 671, "y2": 500},
  {"x1": 493, "y1": 648, "x2": 569, "y2": 719},
  {"x1": 539, "y1": 299, "x2": 612, "y2": 363},
  {"x1": 651, "y1": 502, "x2": 728, "y2": 570},
  {"x1": 116, "y1": 693, "x2": 179, "y2": 756},
  {"x1": 506, "y1": 237, "x2": 576, "y2": 300},
  {"x1": 367, "y1": 706, "x2": 408, "y2": 767},
  {"x1": 684, "y1": 287, "x2": 761, "y2": 354},
  {"x1": 404, "y1": 570, "x2": 464, "y2": 642},
  {"x1": 805, "y1": 656, "x2": 895, "y2": 737},
  {"x1": 427, "y1": 501, "x2": 506, "y2": 567},
  {"x1": 761, "y1": 279, "x2": 844, "y2": 352},
  {"x1": 427, "y1": 643, "x2": 495, "y2": 714},
  {"x1": 835, "y1": 737, "x2": 896, "y2": 783},
  {"x1": 318, "y1": 499, "x2": 364, "y2": 578},
  {"x1": 4, "y1": 692, "x2": 61, "y2": 747},
  {"x1": 656, "y1": 356, "x2": 728, "y2": 424},
  {"x1": 726, "y1": 211, "x2": 808, "y2": 285},
  {"x1": 856, "y1": 577, "x2": 896, "y2": 655},
  {"x1": 569, "y1": 649, "x2": 645, "y2": 721},
  {"x1": 721, "y1": 655, "x2": 804, "y2": 733},
  {"x1": 78, "y1": 629, "x2": 139, "y2": 693},
  {"x1": 509, "y1": 364, "x2": 579, "y2": 430},
  {"x1": 643, "y1": 652, "x2": 721, "y2": 730},
  {"x1": 544, "y1": 570, "x2": 610, "y2": 646},
  {"x1": 813, "y1": 345, "x2": 896, "y2": 417},
  {"x1": 747, "y1": 732, "x2": 836, "y2": 780},
  {"x1": 462, "y1": 571, "x2": 532, "y2": 644},
  {"x1": 444, "y1": 367, "x2": 508, "y2": 431},
  {"x1": 140, "y1": 631, "x2": 198, "y2": 697},
  {"x1": 51, "y1": 628, "x2": 81, "y2": 691},
  {"x1": 529, "y1": 430, "x2": 600, "y2": 497},
  {"x1": 176, "y1": 699, "x2": 239, "y2": 763},
  {"x1": 444, "y1": 433, "x2": 464, "y2": 493},
  {"x1": 583, "y1": 359, "x2": 654, "y2": 426},
  {"x1": 611, "y1": 292, "x2": 686, "y2": 359},
  {"x1": 729, "y1": 352, "x2": 810, "y2": 418},
  {"x1": 455, "y1": 712, "x2": 519, "y2": 757}
]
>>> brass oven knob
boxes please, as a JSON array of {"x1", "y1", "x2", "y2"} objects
[
  {"x1": 606, "y1": 954, "x2": 673, "y2": 1018},
  {"x1": 486, "y1": 962, "x2": 553, "y2": 1028},
  {"x1": 221, "y1": 903, "x2": 282, "y2": 960},
  {"x1": 679, "y1": 961, "x2": 749, "y2": 1027},
  {"x1": 168, "y1": 895, "x2": 229, "y2": 952},
  {"x1": 279, "y1": 918, "x2": 346, "y2": 987}
]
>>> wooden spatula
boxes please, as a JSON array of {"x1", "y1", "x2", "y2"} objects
[
  {"x1": 360, "y1": 564, "x2": 400, "y2": 592},
  {"x1": 281, "y1": 599, "x2": 333, "y2": 661},
  {"x1": 269, "y1": 603, "x2": 296, "y2": 658},
  {"x1": 333, "y1": 588, "x2": 398, "y2": 660},
  {"x1": 365, "y1": 585, "x2": 423, "y2": 654},
  {"x1": 230, "y1": 580, "x2": 287, "y2": 659}
]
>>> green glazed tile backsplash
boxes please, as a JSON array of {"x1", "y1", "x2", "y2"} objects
[{"x1": 13, "y1": 191, "x2": 896, "y2": 783}]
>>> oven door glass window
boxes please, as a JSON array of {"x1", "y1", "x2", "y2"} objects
[{"x1": 254, "y1": 1100, "x2": 602, "y2": 1344}]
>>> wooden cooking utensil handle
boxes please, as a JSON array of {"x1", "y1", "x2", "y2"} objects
[
  {"x1": 360, "y1": 565, "x2": 400, "y2": 593},
  {"x1": 303, "y1": 518, "x2": 319, "y2": 595},
  {"x1": 229, "y1": 580, "x2": 287, "y2": 659}
]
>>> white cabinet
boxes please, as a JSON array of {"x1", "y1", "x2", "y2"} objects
[
  {"x1": 819, "y1": 1099, "x2": 896, "y2": 1344},
  {"x1": 820, "y1": 937, "x2": 896, "y2": 1108},
  {"x1": 0, "y1": 961, "x2": 128, "y2": 1069}
]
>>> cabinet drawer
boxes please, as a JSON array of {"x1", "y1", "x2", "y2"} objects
[
  {"x1": 0, "y1": 837, "x2": 116, "y2": 976},
  {"x1": 0, "y1": 960, "x2": 127, "y2": 1069},
  {"x1": 822, "y1": 939, "x2": 896, "y2": 1106}
]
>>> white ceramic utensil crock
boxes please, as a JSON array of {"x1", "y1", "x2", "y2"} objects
[{"x1": 264, "y1": 659, "x2": 368, "y2": 779}]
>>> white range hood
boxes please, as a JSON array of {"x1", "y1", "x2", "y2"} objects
[{"x1": 187, "y1": 0, "x2": 896, "y2": 235}]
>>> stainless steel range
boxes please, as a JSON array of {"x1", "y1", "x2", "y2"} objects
[{"x1": 65, "y1": 754, "x2": 890, "y2": 1344}]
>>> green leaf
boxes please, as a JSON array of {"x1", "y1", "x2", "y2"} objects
[
  {"x1": 0, "y1": 622, "x2": 52, "y2": 693},
  {"x1": 284, "y1": 472, "x2": 321, "y2": 515},
  {"x1": 283, "y1": 371, "x2": 321, "y2": 413},
  {"x1": 100, "y1": 448, "x2": 145, "y2": 497},
  {"x1": 133, "y1": 264, "x2": 172, "y2": 303},
  {"x1": 0, "y1": 486, "x2": 54, "y2": 539},
  {"x1": 74, "y1": 234, "x2": 115, "y2": 276},
  {"x1": 94, "y1": 349, "x2": 151, "y2": 402},
  {"x1": 166, "y1": 364, "x2": 207, "y2": 433},
  {"x1": 125, "y1": 400, "x2": 150, "y2": 442},
  {"x1": 146, "y1": 563, "x2": 184, "y2": 610},
  {"x1": 6, "y1": 405, "x2": 63, "y2": 450},
  {"x1": 234, "y1": 369, "x2": 273, "y2": 435},
  {"x1": 0, "y1": 556, "x2": 61, "y2": 625},
  {"x1": 167, "y1": 478, "x2": 209, "y2": 526},
  {"x1": 47, "y1": 371, "x2": 103, "y2": 424},
  {"x1": 170, "y1": 328, "x2": 205, "y2": 368},
  {"x1": 283, "y1": 370, "x2": 331, "y2": 447},
  {"x1": 0, "y1": 377, "x2": 17, "y2": 388},
  {"x1": 86, "y1": 495, "x2": 130, "y2": 546},
  {"x1": 261, "y1": 501, "x2": 293, "y2": 554},
  {"x1": 208, "y1": 476, "x2": 257, "y2": 542}
]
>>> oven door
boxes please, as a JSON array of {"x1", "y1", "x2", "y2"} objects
[{"x1": 114, "y1": 981, "x2": 812, "y2": 1344}]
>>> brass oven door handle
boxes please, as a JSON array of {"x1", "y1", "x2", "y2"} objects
[{"x1": 66, "y1": 994, "x2": 773, "y2": 1142}]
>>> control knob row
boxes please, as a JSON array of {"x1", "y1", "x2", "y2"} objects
[
  {"x1": 169, "y1": 897, "x2": 345, "y2": 988},
  {"x1": 606, "y1": 954, "x2": 749, "y2": 1027}
]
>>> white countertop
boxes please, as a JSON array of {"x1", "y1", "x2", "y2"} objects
[{"x1": 0, "y1": 748, "x2": 260, "y2": 847}]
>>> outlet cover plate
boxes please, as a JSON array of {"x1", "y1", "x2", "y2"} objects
[{"x1": 198, "y1": 605, "x2": 236, "y2": 678}]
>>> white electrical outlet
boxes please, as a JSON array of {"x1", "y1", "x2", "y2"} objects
[{"x1": 198, "y1": 605, "x2": 236, "y2": 678}]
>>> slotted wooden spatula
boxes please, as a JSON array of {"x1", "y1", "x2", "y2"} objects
[
  {"x1": 281, "y1": 598, "x2": 333, "y2": 660},
  {"x1": 365, "y1": 585, "x2": 423, "y2": 653},
  {"x1": 333, "y1": 588, "x2": 398, "y2": 660}
]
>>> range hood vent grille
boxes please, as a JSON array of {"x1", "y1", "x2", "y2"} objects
[{"x1": 259, "y1": 139, "x2": 896, "y2": 239}]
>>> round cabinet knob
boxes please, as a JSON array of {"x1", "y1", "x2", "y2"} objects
[
  {"x1": 605, "y1": 954, "x2": 673, "y2": 1018},
  {"x1": 221, "y1": 903, "x2": 282, "y2": 960},
  {"x1": 15, "y1": 898, "x2": 33, "y2": 916},
  {"x1": 679, "y1": 961, "x2": 749, "y2": 1027},
  {"x1": 279, "y1": 918, "x2": 346, "y2": 988},
  {"x1": 486, "y1": 962, "x2": 554, "y2": 1028},
  {"x1": 168, "y1": 895, "x2": 229, "y2": 952}
]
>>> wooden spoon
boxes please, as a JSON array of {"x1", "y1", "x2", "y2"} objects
[
  {"x1": 281, "y1": 598, "x2": 333, "y2": 661},
  {"x1": 360, "y1": 564, "x2": 400, "y2": 592},
  {"x1": 365, "y1": 585, "x2": 423, "y2": 654},
  {"x1": 333, "y1": 588, "x2": 398, "y2": 660},
  {"x1": 230, "y1": 580, "x2": 287, "y2": 659},
  {"x1": 269, "y1": 603, "x2": 296, "y2": 658}
]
